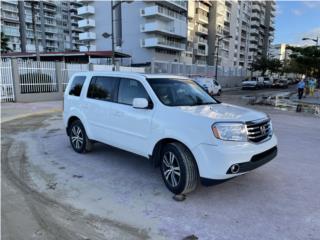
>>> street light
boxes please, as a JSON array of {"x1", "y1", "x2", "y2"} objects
[
  {"x1": 215, "y1": 35, "x2": 232, "y2": 82},
  {"x1": 109, "y1": 0, "x2": 133, "y2": 71},
  {"x1": 302, "y1": 36, "x2": 319, "y2": 46}
]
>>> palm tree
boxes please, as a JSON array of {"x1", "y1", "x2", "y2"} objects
[{"x1": 1, "y1": 32, "x2": 11, "y2": 53}]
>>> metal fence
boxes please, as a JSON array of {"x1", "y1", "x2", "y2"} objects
[
  {"x1": 150, "y1": 60, "x2": 248, "y2": 77},
  {"x1": 62, "y1": 63, "x2": 89, "y2": 91},
  {"x1": 0, "y1": 59, "x2": 15, "y2": 102},
  {"x1": 17, "y1": 60, "x2": 58, "y2": 93}
]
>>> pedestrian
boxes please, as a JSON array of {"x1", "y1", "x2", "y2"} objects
[
  {"x1": 308, "y1": 78, "x2": 316, "y2": 97},
  {"x1": 297, "y1": 78, "x2": 305, "y2": 100}
]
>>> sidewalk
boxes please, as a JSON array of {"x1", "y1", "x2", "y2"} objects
[
  {"x1": 290, "y1": 89, "x2": 320, "y2": 105},
  {"x1": 1, "y1": 101, "x2": 62, "y2": 123}
]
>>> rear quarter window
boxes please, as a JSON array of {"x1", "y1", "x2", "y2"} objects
[{"x1": 69, "y1": 76, "x2": 86, "y2": 97}]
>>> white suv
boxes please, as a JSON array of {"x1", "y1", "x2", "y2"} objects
[{"x1": 63, "y1": 72, "x2": 277, "y2": 195}]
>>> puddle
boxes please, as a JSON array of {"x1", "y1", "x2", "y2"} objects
[{"x1": 244, "y1": 92, "x2": 320, "y2": 117}]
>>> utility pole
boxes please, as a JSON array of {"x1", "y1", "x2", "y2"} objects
[
  {"x1": 111, "y1": 0, "x2": 115, "y2": 71},
  {"x1": 214, "y1": 35, "x2": 232, "y2": 82},
  {"x1": 30, "y1": 1, "x2": 40, "y2": 63}
]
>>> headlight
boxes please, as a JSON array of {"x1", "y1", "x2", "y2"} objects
[{"x1": 212, "y1": 122, "x2": 247, "y2": 142}]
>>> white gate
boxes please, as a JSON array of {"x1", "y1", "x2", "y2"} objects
[
  {"x1": 0, "y1": 59, "x2": 15, "y2": 102},
  {"x1": 62, "y1": 63, "x2": 89, "y2": 91}
]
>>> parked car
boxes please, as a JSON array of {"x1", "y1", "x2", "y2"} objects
[
  {"x1": 242, "y1": 77, "x2": 263, "y2": 89},
  {"x1": 64, "y1": 72, "x2": 278, "y2": 194},
  {"x1": 191, "y1": 76, "x2": 222, "y2": 96},
  {"x1": 273, "y1": 79, "x2": 288, "y2": 88},
  {"x1": 263, "y1": 77, "x2": 273, "y2": 88}
]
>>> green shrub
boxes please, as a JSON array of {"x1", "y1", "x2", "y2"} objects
[{"x1": 19, "y1": 72, "x2": 57, "y2": 93}]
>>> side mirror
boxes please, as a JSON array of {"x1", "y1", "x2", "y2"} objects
[{"x1": 132, "y1": 98, "x2": 149, "y2": 109}]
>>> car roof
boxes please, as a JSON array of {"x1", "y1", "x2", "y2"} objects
[{"x1": 73, "y1": 71, "x2": 188, "y2": 80}]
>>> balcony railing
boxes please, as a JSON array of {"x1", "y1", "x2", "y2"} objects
[
  {"x1": 140, "y1": 5, "x2": 186, "y2": 21},
  {"x1": 77, "y1": 5, "x2": 95, "y2": 16}
]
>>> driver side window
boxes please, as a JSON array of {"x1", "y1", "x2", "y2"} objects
[{"x1": 118, "y1": 78, "x2": 151, "y2": 106}]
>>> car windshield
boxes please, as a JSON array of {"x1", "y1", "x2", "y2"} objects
[{"x1": 147, "y1": 78, "x2": 218, "y2": 106}]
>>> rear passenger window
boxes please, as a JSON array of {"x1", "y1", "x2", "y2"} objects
[
  {"x1": 118, "y1": 78, "x2": 150, "y2": 105},
  {"x1": 87, "y1": 76, "x2": 118, "y2": 101},
  {"x1": 69, "y1": 76, "x2": 86, "y2": 96}
]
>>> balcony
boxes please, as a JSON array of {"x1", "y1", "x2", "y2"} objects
[
  {"x1": 2, "y1": 26, "x2": 20, "y2": 37},
  {"x1": 77, "y1": 5, "x2": 95, "y2": 16},
  {"x1": 251, "y1": 13, "x2": 260, "y2": 20},
  {"x1": 78, "y1": 18, "x2": 95, "y2": 28},
  {"x1": 196, "y1": 36, "x2": 208, "y2": 45},
  {"x1": 196, "y1": 24, "x2": 208, "y2": 35},
  {"x1": 45, "y1": 20, "x2": 56, "y2": 26},
  {"x1": 195, "y1": 48, "x2": 207, "y2": 56},
  {"x1": 196, "y1": 2, "x2": 209, "y2": 12},
  {"x1": 140, "y1": 20, "x2": 186, "y2": 38},
  {"x1": 1, "y1": 13, "x2": 19, "y2": 21},
  {"x1": 80, "y1": 45, "x2": 96, "y2": 52},
  {"x1": 140, "y1": 5, "x2": 186, "y2": 21},
  {"x1": 1, "y1": 5, "x2": 18, "y2": 13},
  {"x1": 160, "y1": 0, "x2": 187, "y2": 11},
  {"x1": 197, "y1": 14, "x2": 208, "y2": 25},
  {"x1": 79, "y1": 32, "x2": 96, "y2": 40},
  {"x1": 141, "y1": 37, "x2": 185, "y2": 51},
  {"x1": 250, "y1": 29, "x2": 259, "y2": 36}
]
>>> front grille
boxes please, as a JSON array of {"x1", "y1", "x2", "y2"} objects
[{"x1": 246, "y1": 118, "x2": 272, "y2": 143}]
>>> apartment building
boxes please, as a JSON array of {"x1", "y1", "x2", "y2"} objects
[
  {"x1": 77, "y1": 1, "x2": 188, "y2": 65},
  {"x1": 0, "y1": 0, "x2": 84, "y2": 53},
  {"x1": 185, "y1": 0, "x2": 211, "y2": 65},
  {"x1": 248, "y1": 0, "x2": 276, "y2": 65},
  {"x1": 1, "y1": 0, "x2": 21, "y2": 51},
  {"x1": 269, "y1": 43, "x2": 292, "y2": 61}
]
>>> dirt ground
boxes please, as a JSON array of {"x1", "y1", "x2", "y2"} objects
[{"x1": 2, "y1": 97, "x2": 320, "y2": 240}]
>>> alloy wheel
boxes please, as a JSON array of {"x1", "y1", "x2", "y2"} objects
[
  {"x1": 162, "y1": 151, "x2": 181, "y2": 187},
  {"x1": 71, "y1": 126, "x2": 84, "y2": 150}
]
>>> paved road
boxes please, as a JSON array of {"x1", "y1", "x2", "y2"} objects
[{"x1": 2, "y1": 99, "x2": 320, "y2": 239}]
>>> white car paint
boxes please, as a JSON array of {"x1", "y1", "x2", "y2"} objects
[{"x1": 64, "y1": 72, "x2": 277, "y2": 182}]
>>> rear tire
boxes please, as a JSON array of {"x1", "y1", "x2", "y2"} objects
[
  {"x1": 160, "y1": 142, "x2": 199, "y2": 195},
  {"x1": 217, "y1": 90, "x2": 222, "y2": 96},
  {"x1": 69, "y1": 120, "x2": 93, "y2": 153}
]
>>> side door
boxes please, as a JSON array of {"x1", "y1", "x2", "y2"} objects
[
  {"x1": 82, "y1": 76, "x2": 119, "y2": 144},
  {"x1": 108, "y1": 78, "x2": 154, "y2": 157}
]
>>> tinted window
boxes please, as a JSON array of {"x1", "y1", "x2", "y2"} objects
[
  {"x1": 118, "y1": 78, "x2": 149, "y2": 105},
  {"x1": 147, "y1": 78, "x2": 218, "y2": 106},
  {"x1": 87, "y1": 76, "x2": 118, "y2": 101},
  {"x1": 69, "y1": 76, "x2": 86, "y2": 96}
]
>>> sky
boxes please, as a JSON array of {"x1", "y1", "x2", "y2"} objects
[{"x1": 274, "y1": 0, "x2": 320, "y2": 46}]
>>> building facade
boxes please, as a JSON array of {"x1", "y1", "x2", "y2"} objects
[
  {"x1": 269, "y1": 43, "x2": 292, "y2": 61},
  {"x1": 0, "y1": 0, "x2": 84, "y2": 53},
  {"x1": 1, "y1": 0, "x2": 275, "y2": 69}
]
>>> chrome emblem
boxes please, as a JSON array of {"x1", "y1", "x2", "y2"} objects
[{"x1": 260, "y1": 125, "x2": 266, "y2": 135}]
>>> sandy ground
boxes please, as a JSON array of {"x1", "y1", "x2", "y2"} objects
[{"x1": 2, "y1": 91, "x2": 320, "y2": 239}]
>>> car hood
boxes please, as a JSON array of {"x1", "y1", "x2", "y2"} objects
[
  {"x1": 242, "y1": 80, "x2": 257, "y2": 85},
  {"x1": 177, "y1": 103, "x2": 267, "y2": 122}
]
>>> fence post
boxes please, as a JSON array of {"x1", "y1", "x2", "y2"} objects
[
  {"x1": 11, "y1": 58, "x2": 20, "y2": 102},
  {"x1": 88, "y1": 63, "x2": 94, "y2": 71},
  {"x1": 55, "y1": 61, "x2": 63, "y2": 96}
]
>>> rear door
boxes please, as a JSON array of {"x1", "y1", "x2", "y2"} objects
[
  {"x1": 108, "y1": 78, "x2": 154, "y2": 156},
  {"x1": 82, "y1": 76, "x2": 119, "y2": 143}
]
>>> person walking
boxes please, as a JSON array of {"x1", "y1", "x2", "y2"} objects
[
  {"x1": 297, "y1": 79, "x2": 305, "y2": 100},
  {"x1": 308, "y1": 78, "x2": 316, "y2": 97}
]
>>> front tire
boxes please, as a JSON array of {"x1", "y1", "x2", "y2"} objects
[
  {"x1": 69, "y1": 120, "x2": 93, "y2": 153},
  {"x1": 160, "y1": 143, "x2": 199, "y2": 195}
]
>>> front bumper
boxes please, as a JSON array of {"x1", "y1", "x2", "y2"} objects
[{"x1": 192, "y1": 135, "x2": 278, "y2": 181}]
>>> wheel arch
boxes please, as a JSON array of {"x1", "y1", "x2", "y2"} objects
[{"x1": 151, "y1": 138, "x2": 199, "y2": 171}]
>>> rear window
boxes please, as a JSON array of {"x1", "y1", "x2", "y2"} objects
[
  {"x1": 69, "y1": 76, "x2": 86, "y2": 96},
  {"x1": 87, "y1": 76, "x2": 118, "y2": 101}
]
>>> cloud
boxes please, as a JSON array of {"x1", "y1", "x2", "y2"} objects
[
  {"x1": 302, "y1": 1, "x2": 320, "y2": 9},
  {"x1": 291, "y1": 27, "x2": 320, "y2": 46},
  {"x1": 291, "y1": 9, "x2": 303, "y2": 16}
]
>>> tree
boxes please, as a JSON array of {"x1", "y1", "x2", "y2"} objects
[
  {"x1": 250, "y1": 57, "x2": 283, "y2": 76},
  {"x1": 1, "y1": 32, "x2": 11, "y2": 53},
  {"x1": 286, "y1": 45, "x2": 320, "y2": 77}
]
